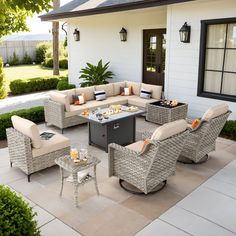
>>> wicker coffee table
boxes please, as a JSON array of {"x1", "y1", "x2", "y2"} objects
[
  {"x1": 55, "y1": 155, "x2": 100, "y2": 207},
  {"x1": 146, "y1": 101, "x2": 188, "y2": 124}
]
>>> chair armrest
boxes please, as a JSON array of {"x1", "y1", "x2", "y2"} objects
[
  {"x1": 142, "y1": 131, "x2": 153, "y2": 140},
  {"x1": 108, "y1": 143, "x2": 151, "y2": 177}
]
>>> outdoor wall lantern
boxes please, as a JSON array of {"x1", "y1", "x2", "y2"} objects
[
  {"x1": 73, "y1": 28, "x2": 80, "y2": 41},
  {"x1": 119, "y1": 27, "x2": 127, "y2": 42},
  {"x1": 179, "y1": 22, "x2": 191, "y2": 43}
]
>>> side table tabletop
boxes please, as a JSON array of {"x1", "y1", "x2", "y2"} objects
[{"x1": 55, "y1": 155, "x2": 101, "y2": 207}]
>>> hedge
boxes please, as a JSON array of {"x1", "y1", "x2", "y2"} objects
[
  {"x1": 220, "y1": 120, "x2": 236, "y2": 141},
  {"x1": 10, "y1": 76, "x2": 67, "y2": 95},
  {"x1": 0, "y1": 106, "x2": 44, "y2": 140}
]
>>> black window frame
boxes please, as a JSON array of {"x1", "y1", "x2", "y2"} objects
[{"x1": 197, "y1": 17, "x2": 236, "y2": 102}]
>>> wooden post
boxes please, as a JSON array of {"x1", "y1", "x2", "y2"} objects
[{"x1": 52, "y1": 0, "x2": 60, "y2": 76}]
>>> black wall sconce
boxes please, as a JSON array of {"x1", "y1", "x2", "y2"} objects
[
  {"x1": 179, "y1": 22, "x2": 191, "y2": 43},
  {"x1": 119, "y1": 27, "x2": 127, "y2": 42},
  {"x1": 73, "y1": 28, "x2": 80, "y2": 41}
]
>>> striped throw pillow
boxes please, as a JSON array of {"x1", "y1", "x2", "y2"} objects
[
  {"x1": 140, "y1": 88, "x2": 152, "y2": 99},
  {"x1": 94, "y1": 90, "x2": 106, "y2": 101}
]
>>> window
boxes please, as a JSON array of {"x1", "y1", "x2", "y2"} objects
[{"x1": 198, "y1": 18, "x2": 236, "y2": 102}]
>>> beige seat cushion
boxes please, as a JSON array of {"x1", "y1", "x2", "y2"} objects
[
  {"x1": 59, "y1": 89, "x2": 76, "y2": 104},
  {"x1": 125, "y1": 81, "x2": 141, "y2": 96},
  {"x1": 128, "y1": 96, "x2": 157, "y2": 108},
  {"x1": 95, "y1": 84, "x2": 114, "y2": 97},
  {"x1": 75, "y1": 86, "x2": 95, "y2": 101},
  {"x1": 11, "y1": 115, "x2": 42, "y2": 149},
  {"x1": 32, "y1": 130, "x2": 70, "y2": 157},
  {"x1": 98, "y1": 96, "x2": 128, "y2": 106},
  {"x1": 49, "y1": 91, "x2": 70, "y2": 112},
  {"x1": 141, "y1": 83, "x2": 162, "y2": 100},
  {"x1": 113, "y1": 82, "x2": 126, "y2": 95},
  {"x1": 202, "y1": 103, "x2": 229, "y2": 121},
  {"x1": 126, "y1": 140, "x2": 143, "y2": 153},
  {"x1": 151, "y1": 119, "x2": 187, "y2": 141}
]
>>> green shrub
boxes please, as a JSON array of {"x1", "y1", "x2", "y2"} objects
[
  {"x1": 9, "y1": 52, "x2": 20, "y2": 66},
  {"x1": 79, "y1": 60, "x2": 114, "y2": 87},
  {"x1": 35, "y1": 42, "x2": 51, "y2": 64},
  {"x1": 9, "y1": 76, "x2": 67, "y2": 95},
  {"x1": 43, "y1": 58, "x2": 68, "y2": 69},
  {"x1": 221, "y1": 120, "x2": 236, "y2": 141},
  {"x1": 22, "y1": 52, "x2": 32, "y2": 65},
  {"x1": 59, "y1": 58, "x2": 68, "y2": 69},
  {"x1": 0, "y1": 185, "x2": 40, "y2": 235},
  {"x1": 0, "y1": 106, "x2": 44, "y2": 140},
  {"x1": 0, "y1": 58, "x2": 6, "y2": 99},
  {"x1": 57, "y1": 77, "x2": 75, "y2": 90}
]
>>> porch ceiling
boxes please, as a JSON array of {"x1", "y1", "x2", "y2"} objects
[{"x1": 39, "y1": 0, "x2": 195, "y2": 21}]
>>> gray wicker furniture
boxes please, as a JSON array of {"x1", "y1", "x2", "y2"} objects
[
  {"x1": 108, "y1": 122, "x2": 189, "y2": 194},
  {"x1": 179, "y1": 110, "x2": 231, "y2": 163},
  {"x1": 44, "y1": 81, "x2": 162, "y2": 133},
  {"x1": 6, "y1": 128, "x2": 70, "y2": 182},
  {"x1": 55, "y1": 155, "x2": 100, "y2": 207},
  {"x1": 146, "y1": 101, "x2": 188, "y2": 124}
]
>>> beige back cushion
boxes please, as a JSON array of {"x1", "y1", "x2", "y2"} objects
[
  {"x1": 141, "y1": 83, "x2": 162, "y2": 100},
  {"x1": 75, "y1": 86, "x2": 95, "y2": 101},
  {"x1": 49, "y1": 91, "x2": 70, "y2": 112},
  {"x1": 202, "y1": 103, "x2": 229, "y2": 121},
  {"x1": 59, "y1": 89, "x2": 76, "y2": 104},
  {"x1": 125, "y1": 81, "x2": 141, "y2": 96},
  {"x1": 151, "y1": 119, "x2": 187, "y2": 141},
  {"x1": 11, "y1": 115, "x2": 42, "y2": 149},
  {"x1": 113, "y1": 82, "x2": 126, "y2": 95},
  {"x1": 95, "y1": 84, "x2": 114, "y2": 97}
]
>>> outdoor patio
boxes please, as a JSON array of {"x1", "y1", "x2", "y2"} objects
[{"x1": 1, "y1": 117, "x2": 236, "y2": 236}]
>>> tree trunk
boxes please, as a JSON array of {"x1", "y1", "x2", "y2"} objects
[{"x1": 52, "y1": 0, "x2": 60, "y2": 76}]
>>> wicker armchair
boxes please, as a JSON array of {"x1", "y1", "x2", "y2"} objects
[
  {"x1": 108, "y1": 120, "x2": 189, "y2": 194},
  {"x1": 179, "y1": 110, "x2": 231, "y2": 163},
  {"x1": 7, "y1": 116, "x2": 70, "y2": 182}
]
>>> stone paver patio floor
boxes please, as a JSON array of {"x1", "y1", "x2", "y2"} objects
[{"x1": 0, "y1": 117, "x2": 236, "y2": 236}]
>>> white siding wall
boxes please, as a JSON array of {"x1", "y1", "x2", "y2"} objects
[
  {"x1": 67, "y1": 7, "x2": 167, "y2": 85},
  {"x1": 165, "y1": 0, "x2": 236, "y2": 119}
]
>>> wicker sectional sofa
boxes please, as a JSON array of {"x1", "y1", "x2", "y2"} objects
[{"x1": 44, "y1": 81, "x2": 162, "y2": 132}]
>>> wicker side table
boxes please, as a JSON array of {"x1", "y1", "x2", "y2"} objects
[
  {"x1": 55, "y1": 155, "x2": 100, "y2": 207},
  {"x1": 146, "y1": 101, "x2": 188, "y2": 125}
]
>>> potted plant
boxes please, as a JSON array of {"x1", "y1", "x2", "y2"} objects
[
  {"x1": 0, "y1": 185, "x2": 40, "y2": 235},
  {"x1": 79, "y1": 59, "x2": 114, "y2": 87}
]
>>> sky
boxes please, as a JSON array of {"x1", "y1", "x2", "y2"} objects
[{"x1": 22, "y1": 0, "x2": 71, "y2": 35}]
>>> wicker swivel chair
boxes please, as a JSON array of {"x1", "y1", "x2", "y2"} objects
[
  {"x1": 178, "y1": 103, "x2": 231, "y2": 164},
  {"x1": 108, "y1": 120, "x2": 189, "y2": 194},
  {"x1": 7, "y1": 115, "x2": 70, "y2": 182}
]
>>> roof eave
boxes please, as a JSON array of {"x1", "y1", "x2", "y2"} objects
[{"x1": 40, "y1": 0, "x2": 194, "y2": 21}]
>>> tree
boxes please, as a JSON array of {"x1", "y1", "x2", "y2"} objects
[
  {"x1": 0, "y1": 0, "x2": 52, "y2": 38},
  {"x1": 52, "y1": 0, "x2": 60, "y2": 76},
  {"x1": 0, "y1": 58, "x2": 6, "y2": 99}
]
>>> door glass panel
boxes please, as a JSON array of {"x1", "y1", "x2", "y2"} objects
[
  {"x1": 161, "y1": 34, "x2": 166, "y2": 72},
  {"x1": 204, "y1": 71, "x2": 222, "y2": 93},
  {"x1": 146, "y1": 35, "x2": 157, "y2": 72},
  {"x1": 227, "y1": 23, "x2": 236, "y2": 48}
]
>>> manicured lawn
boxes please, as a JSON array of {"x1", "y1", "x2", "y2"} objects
[{"x1": 4, "y1": 64, "x2": 68, "y2": 81}]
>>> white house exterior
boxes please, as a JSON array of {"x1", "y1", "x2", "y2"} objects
[{"x1": 41, "y1": 0, "x2": 236, "y2": 119}]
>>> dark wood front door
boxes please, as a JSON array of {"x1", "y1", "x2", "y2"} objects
[{"x1": 143, "y1": 29, "x2": 166, "y2": 88}]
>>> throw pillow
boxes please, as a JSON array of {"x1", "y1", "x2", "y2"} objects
[
  {"x1": 140, "y1": 139, "x2": 151, "y2": 154},
  {"x1": 140, "y1": 88, "x2": 152, "y2": 99},
  {"x1": 120, "y1": 86, "x2": 132, "y2": 96},
  {"x1": 191, "y1": 119, "x2": 200, "y2": 129},
  {"x1": 94, "y1": 90, "x2": 106, "y2": 101},
  {"x1": 73, "y1": 94, "x2": 86, "y2": 105}
]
